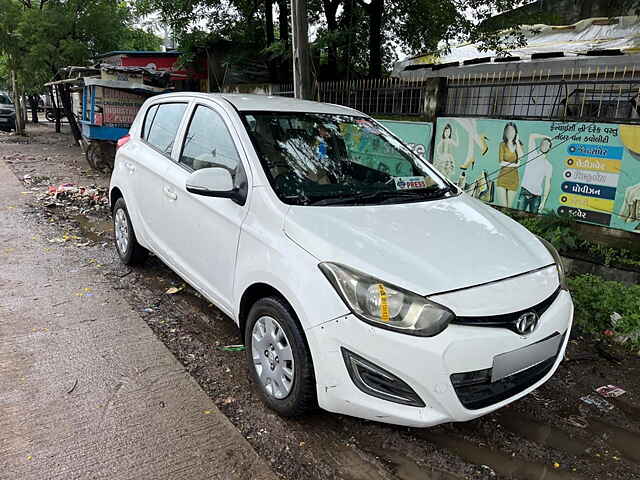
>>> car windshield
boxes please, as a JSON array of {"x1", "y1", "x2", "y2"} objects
[
  {"x1": 0, "y1": 95, "x2": 13, "y2": 105},
  {"x1": 242, "y1": 112, "x2": 452, "y2": 206}
]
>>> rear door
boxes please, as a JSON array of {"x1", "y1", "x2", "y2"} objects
[
  {"x1": 126, "y1": 101, "x2": 188, "y2": 254},
  {"x1": 160, "y1": 101, "x2": 250, "y2": 313}
]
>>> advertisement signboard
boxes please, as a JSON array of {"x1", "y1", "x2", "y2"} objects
[
  {"x1": 95, "y1": 87, "x2": 146, "y2": 129},
  {"x1": 378, "y1": 120, "x2": 432, "y2": 160},
  {"x1": 433, "y1": 117, "x2": 640, "y2": 234},
  {"x1": 339, "y1": 119, "x2": 432, "y2": 177}
]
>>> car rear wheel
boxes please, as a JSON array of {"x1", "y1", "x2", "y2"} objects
[
  {"x1": 113, "y1": 197, "x2": 147, "y2": 265},
  {"x1": 245, "y1": 296, "x2": 317, "y2": 416}
]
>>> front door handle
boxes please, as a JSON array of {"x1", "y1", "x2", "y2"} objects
[{"x1": 163, "y1": 186, "x2": 178, "y2": 201}]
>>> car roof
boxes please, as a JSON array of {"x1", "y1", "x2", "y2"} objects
[{"x1": 154, "y1": 92, "x2": 364, "y2": 116}]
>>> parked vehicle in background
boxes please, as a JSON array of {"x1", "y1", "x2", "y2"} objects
[
  {"x1": 109, "y1": 93, "x2": 573, "y2": 427},
  {"x1": 0, "y1": 93, "x2": 16, "y2": 132},
  {"x1": 45, "y1": 108, "x2": 66, "y2": 123}
]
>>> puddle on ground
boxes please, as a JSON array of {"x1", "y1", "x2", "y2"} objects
[
  {"x1": 301, "y1": 431, "x2": 394, "y2": 480},
  {"x1": 588, "y1": 418, "x2": 640, "y2": 464},
  {"x1": 497, "y1": 411, "x2": 591, "y2": 456},
  {"x1": 364, "y1": 447, "x2": 463, "y2": 480},
  {"x1": 74, "y1": 215, "x2": 112, "y2": 242},
  {"x1": 417, "y1": 432, "x2": 584, "y2": 480}
]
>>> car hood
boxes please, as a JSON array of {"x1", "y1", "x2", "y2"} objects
[{"x1": 283, "y1": 194, "x2": 553, "y2": 296}]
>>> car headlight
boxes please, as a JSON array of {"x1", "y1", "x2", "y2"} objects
[
  {"x1": 319, "y1": 262, "x2": 455, "y2": 336},
  {"x1": 536, "y1": 236, "x2": 567, "y2": 290}
]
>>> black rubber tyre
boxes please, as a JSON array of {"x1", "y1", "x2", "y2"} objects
[
  {"x1": 112, "y1": 197, "x2": 148, "y2": 265},
  {"x1": 85, "y1": 142, "x2": 115, "y2": 172},
  {"x1": 245, "y1": 296, "x2": 317, "y2": 417},
  {"x1": 84, "y1": 142, "x2": 99, "y2": 170}
]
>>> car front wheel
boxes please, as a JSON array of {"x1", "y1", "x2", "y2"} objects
[
  {"x1": 113, "y1": 197, "x2": 148, "y2": 265},
  {"x1": 245, "y1": 296, "x2": 317, "y2": 417}
]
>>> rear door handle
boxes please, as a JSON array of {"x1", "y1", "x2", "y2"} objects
[{"x1": 163, "y1": 186, "x2": 178, "y2": 201}]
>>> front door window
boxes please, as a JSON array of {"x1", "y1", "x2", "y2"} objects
[{"x1": 179, "y1": 105, "x2": 241, "y2": 183}]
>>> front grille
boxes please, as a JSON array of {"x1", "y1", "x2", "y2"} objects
[
  {"x1": 453, "y1": 288, "x2": 560, "y2": 333},
  {"x1": 0, "y1": 108, "x2": 12, "y2": 115},
  {"x1": 451, "y1": 333, "x2": 564, "y2": 410}
]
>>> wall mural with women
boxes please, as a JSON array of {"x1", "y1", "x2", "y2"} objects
[
  {"x1": 341, "y1": 119, "x2": 432, "y2": 176},
  {"x1": 433, "y1": 118, "x2": 640, "y2": 234}
]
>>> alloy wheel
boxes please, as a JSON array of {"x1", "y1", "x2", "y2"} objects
[
  {"x1": 114, "y1": 208, "x2": 129, "y2": 255},
  {"x1": 251, "y1": 315, "x2": 295, "y2": 399}
]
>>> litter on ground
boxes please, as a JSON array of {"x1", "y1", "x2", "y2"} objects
[
  {"x1": 165, "y1": 286, "x2": 184, "y2": 295},
  {"x1": 219, "y1": 345, "x2": 246, "y2": 352},
  {"x1": 580, "y1": 394, "x2": 614, "y2": 411},
  {"x1": 595, "y1": 385, "x2": 626, "y2": 398}
]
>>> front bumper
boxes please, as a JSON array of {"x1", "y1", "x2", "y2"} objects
[{"x1": 307, "y1": 289, "x2": 573, "y2": 427}]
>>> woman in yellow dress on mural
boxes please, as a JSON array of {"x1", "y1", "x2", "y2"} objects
[{"x1": 496, "y1": 122, "x2": 524, "y2": 208}]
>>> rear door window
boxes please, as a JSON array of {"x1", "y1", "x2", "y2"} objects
[{"x1": 144, "y1": 103, "x2": 187, "y2": 156}]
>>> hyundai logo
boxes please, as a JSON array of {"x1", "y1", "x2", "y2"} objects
[{"x1": 515, "y1": 312, "x2": 539, "y2": 335}]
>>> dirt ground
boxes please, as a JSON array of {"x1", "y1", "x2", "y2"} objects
[{"x1": 3, "y1": 123, "x2": 640, "y2": 480}]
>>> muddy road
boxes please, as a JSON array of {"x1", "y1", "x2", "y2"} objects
[{"x1": 3, "y1": 125, "x2": 640, "y2": 479}]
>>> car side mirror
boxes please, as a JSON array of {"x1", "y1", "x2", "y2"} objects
[{"x1": 186, "y1": 167, "x2": 245, "y2": 204}]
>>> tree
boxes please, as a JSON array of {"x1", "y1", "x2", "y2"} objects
[
  {"x1": 277, "y1": 0, "x2": 289, "y2": 46},
  {"x1": 357, "y1": 0, "x2": 383, "y2": 78},
  {"x1": 133, "y1": 0, "x2": 563, "y2": 82},
  {"x1": 0, "y1": 0, "x2": 26, "y2": 133},
  {"x1": 0, "y1": 0, "x2": 161, "y2": 133},
  {"x1": 135, "y1": 0, "x2": 296, "y2": 84},
  {"x1": 354, "y1": 0, "x2": 554, "y2": 78},
  {"x1": 121, "y1": 27, "x2": 164, "y2": 51},
  {"x1": 320, "y1": 0, "x2": 339, "y2": 78},
  {"x1": 0, "y1": 56, "x2": 9, "y2": 90}
]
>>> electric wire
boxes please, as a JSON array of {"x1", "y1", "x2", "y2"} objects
[{"x1": 462, "y1": 133, "x2": 570, "y2": 193}]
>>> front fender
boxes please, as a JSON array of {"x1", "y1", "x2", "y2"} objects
[{"x1": 233, "y1": 189, "x2": 349, "y2": 330}]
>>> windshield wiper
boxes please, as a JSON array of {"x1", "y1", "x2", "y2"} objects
[{"x1": 309, "y1": 185, "x2": 451, "y2": 206}]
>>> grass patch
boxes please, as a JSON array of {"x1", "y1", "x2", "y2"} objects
[
  {"x1": 502, "y1": 210, "x2": 640, "y2": 269},
  {"x1": 568, "y1": 274, "x2": 640, "y2": 350}
]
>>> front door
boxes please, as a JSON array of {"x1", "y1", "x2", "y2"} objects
[{"x1": 161, "y1": 103, "x2": 250, "y2": 313}]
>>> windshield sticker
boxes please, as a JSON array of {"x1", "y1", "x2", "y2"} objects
[{"x1": 394, "y1": 176, "x2": 427, "y2": 190}]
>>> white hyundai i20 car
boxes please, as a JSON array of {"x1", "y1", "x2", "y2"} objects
[{"x1": 110, "y1": 92, "x2": 573, "y2": 427}]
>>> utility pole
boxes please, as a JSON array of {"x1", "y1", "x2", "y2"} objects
[{"x1": 291, "y1": 0, "x2": 313, "y2": 100}]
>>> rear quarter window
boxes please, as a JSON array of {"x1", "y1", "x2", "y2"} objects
[{"x1": 141, "y1": 104, "x2": 159, "y2": 140}]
